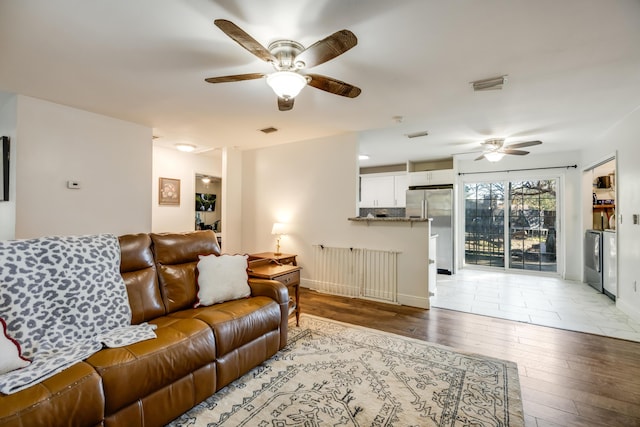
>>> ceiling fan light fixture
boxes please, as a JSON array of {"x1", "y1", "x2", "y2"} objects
[
  {"x1": 484, "y1": 151, "x2": 505, "y2": 162},
  {"x1": 266, "y1": 71, "x2": 307, "y2": 99}
]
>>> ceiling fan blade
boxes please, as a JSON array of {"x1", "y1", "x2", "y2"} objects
[
  {"x1": 306, "y1": 74, "x2": 361, "y2": 98},
  {"x1": 474, "y1": 154, "x2": 486, "y2": 161},
  {"x1": 214, "y1": 19, "x2": 276, "y2": 63},
  {"x1": 502, "y1": 149, "x2": 530, "y2": 156},
  {"x1": 278, "y1": 97, "x2": 294, "y2": 111},
  {"x1": 506, "y1": 140, "x2": 542, "y2": 149},
  {"x1": 205, "y1": 73, "x2": 265, "y2": 83},
  {"x1": 294, "y1": 30, "x2": 357, "y2": 69}
]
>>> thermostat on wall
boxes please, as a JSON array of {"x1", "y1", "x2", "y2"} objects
[{"x1": 67, "y1": 180, "x2": 81, "y2": 189}]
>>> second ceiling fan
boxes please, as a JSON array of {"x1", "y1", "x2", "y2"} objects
[
  {"x1": 205, "y1": 19, "x2": 361, "y2": 111},
  {"x1": 474, "y1": 139, "x2": 542, "y2": 162}
]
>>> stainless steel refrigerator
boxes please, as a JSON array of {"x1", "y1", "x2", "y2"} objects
[{"x1": 406, "y1": 186, "x2": 454, "y2": 274}]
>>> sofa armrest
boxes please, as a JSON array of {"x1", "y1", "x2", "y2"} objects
[
  {"x1": 248, "y1": 278, "x2": 288, "y2": 303},
  {"x1": 248, "y1": 278, "x2": 289, "y2": 349}
]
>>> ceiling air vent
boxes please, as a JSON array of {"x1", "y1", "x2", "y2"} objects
[
  {"x1": 406, "y1": 131, "x2": 429, "y2": 139},
  {"x1": 471, "y1": 75, "x2": 507, "y2": 91},
  {"x1": 260, "y1": 127, "x2": 278, "y2": 134}
]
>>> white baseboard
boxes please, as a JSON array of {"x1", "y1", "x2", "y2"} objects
[{"x1": 396, "y1": 293, "x2": 429, "y2": 309}]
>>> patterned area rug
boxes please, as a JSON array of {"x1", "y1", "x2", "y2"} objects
[{"x1": 168, "y1": 315, "x2": 524, "y2": 426}]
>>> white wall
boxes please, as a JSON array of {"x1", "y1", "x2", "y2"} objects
[
  {"x1": 152, "y1": 146, "x2": 222, "y2": 233},
  {"x1": 221, "y1": 147, "x2": 243, "y2": 254},
  {"x1": 456, "y1": 150, "x2": 583, "y2": 281},
  {"x1": 241, "y1": 133, "x2": 432, "y2": 308},
  {"x1": 14, "y1": 95, "x2": 152, "y2": 238},
  {"x1": 0, "y1": 93, "x2": 17, "y2": 240},
  {"x1": 583, "y1": 106, "x2": 640, "y2": 323}
]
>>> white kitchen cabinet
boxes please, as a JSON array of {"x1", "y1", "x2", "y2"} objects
[
  {"x1": 360, "y1": 173, "x2": 407, "y2": 208},
  {"x1": 394, "y1": 174, "x2": 409, "y2": 207},
  {"x1": 408, "y1": 169, "x2": 454, "y2": 187}
]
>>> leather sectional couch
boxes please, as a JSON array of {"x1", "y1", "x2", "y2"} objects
[{"x1": 0, "y1": 230, "x2": 289, "y2": 427}]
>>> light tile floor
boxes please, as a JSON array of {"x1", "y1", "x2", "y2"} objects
[{"x1": 430, "y1": 269, "x2": 640, "y2": 342}]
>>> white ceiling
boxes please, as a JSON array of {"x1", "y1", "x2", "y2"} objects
[{"x1": 1, "y1": 1, "x2": 639, "y2": 166}]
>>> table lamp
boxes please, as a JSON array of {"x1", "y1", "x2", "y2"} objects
[{"x1": 271, "y1": 222, "x2": 286, "y2": 255}]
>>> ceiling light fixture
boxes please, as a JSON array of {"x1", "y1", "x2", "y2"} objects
[
  {"x1": 175, "y1": 143, "x2": 196, "y2": 152},
  {"x1": 484, "y1": 151, "x2": 505, "y2": 162},
  {"x1": 201, "y1": 176, "x2": 211, "y2": 184},
  {"x1": 266, "y1": 71, "x2": 308, "y2": 99}
]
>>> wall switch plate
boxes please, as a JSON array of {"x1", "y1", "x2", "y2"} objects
[{"x1": 67, "y1": 180, "x2": 81, "y2": 189}]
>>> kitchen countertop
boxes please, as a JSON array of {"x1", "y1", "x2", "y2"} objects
[{"x1": 348, "y1": 217, "x2": 431, "y2": 222}]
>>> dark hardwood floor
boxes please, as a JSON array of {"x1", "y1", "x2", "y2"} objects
[{"x1": 299, "y1": 287, "x2": 640, "y2": 427}]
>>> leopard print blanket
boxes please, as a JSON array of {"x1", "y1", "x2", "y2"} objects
[{"x1": 0, "y1": 234, "x2": 156, "y2": 394}]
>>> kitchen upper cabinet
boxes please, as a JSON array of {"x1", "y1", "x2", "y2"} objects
[
  {"x1": 394, "y1": 174, "x2": 408, "y2": 207},
  {"x1": 360, "y1": 173, "x2": 407, "y2": 208},
  {"x1": 408, "y1": 169, "x2": 454, "y2": 187}
]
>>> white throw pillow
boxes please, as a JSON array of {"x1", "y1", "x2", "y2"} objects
[
  {"x1": 0, "y1": 318, "x2": 30, "y2": 375},
  {"x1": 195, "y1": 254, "x2": 251, "y2": 306}
]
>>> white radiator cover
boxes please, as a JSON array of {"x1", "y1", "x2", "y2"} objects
[{"x1": 312, "y1": 245, "x2": 399, "y2": 303}]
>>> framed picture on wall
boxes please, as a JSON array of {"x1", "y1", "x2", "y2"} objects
[
  {"x1": 195, "y1": 193, "x2": 216, "y2": 211},
  {"x1": 159, "y1": 177, "x2": 180, "y2": 205}
]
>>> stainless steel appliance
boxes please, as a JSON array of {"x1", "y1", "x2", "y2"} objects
[
  {"x1": 584, "y1": 229, "x2": 603, "y2": 292},
  {"x1": 406, "y1": 186, "x2": 454, "y2": 274}
]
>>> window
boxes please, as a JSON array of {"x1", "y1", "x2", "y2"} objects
[{"x1": 464, "y1": 179, "x2": 558, "y2": 273}]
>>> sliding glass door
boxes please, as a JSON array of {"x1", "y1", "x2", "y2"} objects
[{"x1": 464, "y1": 178, "x2": 558, "y2": 273}]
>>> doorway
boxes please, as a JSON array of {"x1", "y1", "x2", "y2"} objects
[
  {"x1": 195, "y1": 174, "x2": 222, "y2": 235},
  {"x1": 464, "y1": 178, "x2": 558, "y2": 273}
]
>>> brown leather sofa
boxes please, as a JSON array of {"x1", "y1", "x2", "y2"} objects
[{"x1": 0, "y1": 230, "x2": 289, "y2": 427}]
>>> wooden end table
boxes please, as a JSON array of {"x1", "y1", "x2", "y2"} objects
[
  {"x1": 248, "y1": 259, "x2": 301, "y2": 326},
  {"x1": 248, "y1": 252, "x2": 297, "y2": 266}
]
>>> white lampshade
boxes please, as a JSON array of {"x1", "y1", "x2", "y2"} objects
[
  {"x1": 271, "y1": 222, "x2": 286, "y2": 235},
  {"x1": 484, "y1": 151, "x2": 505, "y2": 162},
  {"x1": 266, "y1": 72, "x2": 307, "y2": 99}
]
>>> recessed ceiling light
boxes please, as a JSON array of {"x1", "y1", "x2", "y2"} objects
[
  {"x1": 176, "y1": 143, "x2": 196, "y2": 152},
  {"x1": 359, "y1": 154, "x2": 370, "y2": 160}
]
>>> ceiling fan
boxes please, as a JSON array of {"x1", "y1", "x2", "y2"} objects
[
  {"x1": 205, "y1": 20, "x2": 362, "y2": 111},
  {"x1": 474, "y1": 139, "x2": 542, "y2": 162}
]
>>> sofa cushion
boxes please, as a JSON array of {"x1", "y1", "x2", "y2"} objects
[
  {"x1": 119, "y1": 234, "x2": 166, "y2": 324},
  {"x1": 170, "y1": 296, "x2": 281, "y2": 358},
  {"x1": 0, "y1": 362, "x2": 104, "y2": 427},
  {"x1": 151, "y1": 231, "x2": 220, "y2": 313},
  {"x1": 85, "y1": 317, "x2": 216, "y2": 415},
  {"x1": 196, "y1": 254, "x2": 251, "y2": 306}
]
